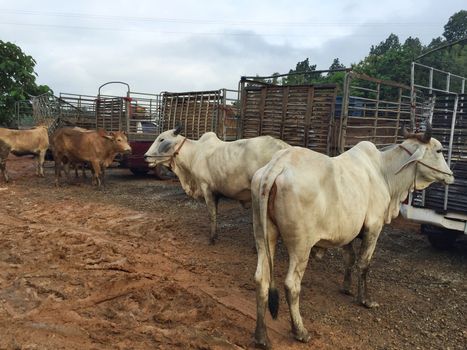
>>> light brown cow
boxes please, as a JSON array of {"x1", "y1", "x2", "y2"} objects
[
  {"x1": 0, "y1": 126, "x2": 49, "y2": 182},
  {"x1": 52, "y1": 128, "x2": 131, "y2": 187}
]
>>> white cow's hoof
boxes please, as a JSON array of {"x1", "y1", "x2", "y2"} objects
[{"x1": 361, "y1": 300, "x2": 380, "y2": 308}]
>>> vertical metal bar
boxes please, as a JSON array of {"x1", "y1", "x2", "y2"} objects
[
  {"x1": 126, "y1": 92, "x2": 131, "y2": 134},
  {"x1": 204, "y1": 94, "x2": 210, "y2": 135},
  {"x1": 191, "y1": 94, "x2": 197, "y2": 139},
  {"x1": 327, "y1": 88, "x2": 338, "y2": 156},
  {"x1": 197, "y1": 94, "x2": 203, "y2": 138},
  {"x1": 338, "y1": 71, "x2": 351, "y2": 153},
  {"x1": 462, "y1": 79, "x2": 465, "y2": 94},
  {"x1": 280, "y1": 86, "x2": 289, "y2": 141},
  {"x1": 444, "y1": 95, "x2": 458, "y2": 211},
  {"x1": 239, "y1": 79, "x2": 247, "y2": 139},
  {"x1": 410, "y1": 62, "x2": 416, "y2": 130},
  {"x1": 304, "y1": 86, "x2": 314, "y2": 148},
  {"x1": 259, "y1": 87, "x2": 267, "y2": 136},
  {"x1": 429, "y1": 67, "x2": 433, "y2": 94},
  {"x1": 394, "y1": 87, "x2": 403, "y2": 142},
  {"x1": 222, "y1": 88, "x2": 227, "y2": 140},
  {"x1": 213, "y1": 90, "x2": 219, "y2": 135},
  {"x1": 174, "y1": 95, "x2": 179, "y2": 130},
  {"x1": 446, "y1": 73, "x2": 451, "y2": 92},
  {"x1": 184, "y1": 95, "x2": 190, "y2": 137},
  {"x1": 372, "y1": 83, "x2": 381, "y2": 144}
]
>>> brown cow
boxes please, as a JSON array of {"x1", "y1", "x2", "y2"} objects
[
  {"x1": 52, "y1": 128, "x2": 131, "y2": 187},
  {"x1": 0, "y1": 126, "x2": 49, "y2": 182}
]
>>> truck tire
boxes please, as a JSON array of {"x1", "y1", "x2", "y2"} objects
[{"x1": 421, "y1": 224, "x2": 458, "y2": 250}]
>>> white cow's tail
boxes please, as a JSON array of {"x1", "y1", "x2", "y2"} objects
[{"x1": 258, "y1": 151, "x2": 287, "y2": 320}]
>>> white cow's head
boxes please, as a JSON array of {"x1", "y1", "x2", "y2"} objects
[
  {"x1": 397, "y1": 124, "x2": 454, "y2": 189},
  {"x1": 144, "y1": 125, "x2": 184, "y2": 168}
]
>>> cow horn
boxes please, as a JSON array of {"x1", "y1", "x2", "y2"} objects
[
  {"x1": 400, "y1": 124, "x2": 411, "y2": 139},
  {"x1": 421, "y1": 121, "x2": 432, "y2": 143},
  {"x1": 173, "y1": 124, "x2": 183, "y2": 136}
]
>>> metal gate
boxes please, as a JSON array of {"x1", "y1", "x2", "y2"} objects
[
  {"x1": 96, "y1": 82, "x2": 162, "y2": 142},
  {"x1": 410, "y1": 62, "x2": 467, "y2": 214},
  {"x1": 337, "y1": 72, "x2": 413, "y2": 153}
]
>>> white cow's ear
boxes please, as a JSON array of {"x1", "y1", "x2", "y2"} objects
[{"x1": 396, "y1": 146, "x2": 426, "y2": 174}]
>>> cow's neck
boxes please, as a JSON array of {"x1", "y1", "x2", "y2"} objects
[
  {"x1": 171, "y1": 139, "x2": 202, "y2": 198},
  {"x1": 380, "y1": 145, "x2": 419, "y2": 223},
  {"x1": 101, "y1": 140, "x2": 119, "y2": 167}
]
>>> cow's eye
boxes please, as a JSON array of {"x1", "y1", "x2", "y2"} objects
[
  {"x1": 160, "y1": 138, "x2": 164, "y2": 142},
  {"x1": 436, "y1": 149, "x2": 443, "y2": 153}
]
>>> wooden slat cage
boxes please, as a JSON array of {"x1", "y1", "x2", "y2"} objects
[{"x1": 240, "y1": 83, "x2": 337, "y2": 155}]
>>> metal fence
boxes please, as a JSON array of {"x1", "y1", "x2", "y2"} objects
[
  {"x1": 337, "y1": 72, "x2": 413, "y2": 153},
  {"x1": 410, "y1": 62, "x2": 467, "y2": 214}
]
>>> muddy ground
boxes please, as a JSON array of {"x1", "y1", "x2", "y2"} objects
[{"x1": 0, "y1": 156, "x2": 466, "y2": 350}]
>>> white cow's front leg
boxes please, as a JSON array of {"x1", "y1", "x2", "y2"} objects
[
  {"x1": 356, "y1": 229, "x2": 381, "y2": 308},
  {"x1": 341, "y1": 241, "x2": 357, "y2": 295},
  {"x1": 201, "y1": 185, "x2": 219, "y2": 244}
]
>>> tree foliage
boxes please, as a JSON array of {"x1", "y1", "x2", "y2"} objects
[
  {"x1": 443, "y1": 10, "x2": 467, "y2": 42},
  {"x1": 0, "y1": 40, "x2": 51, "y2": 126},
  {"x1": 270, "y1": 10, "x2": 466, "y2": 89},
  {"x1": 282, "y1": 58, "x2": 320, "y2": 85}
]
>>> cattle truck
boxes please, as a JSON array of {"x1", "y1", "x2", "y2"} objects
[
  {"x1": 96, "y1": 82, "x2": 238, "y2": 176},
  {"x1": 400, "y1": 60, "x2": 467, "y2": 249}
]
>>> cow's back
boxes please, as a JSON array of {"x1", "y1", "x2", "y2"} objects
[
  {"x1": 272, "y1": 143, "x2": 390, "y2": 245},
  {"x1": 0, "y1": 127, "x2": 49, "y2": 154},
  {"x1": 52, "y1": 128, "x2": 103, "y2": 162},
  {"x1": 194, "y1": 135, "x2": 289, "y2": 200}
]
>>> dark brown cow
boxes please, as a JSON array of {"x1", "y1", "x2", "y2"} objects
[
  {"x1": 0, "y1": 126, "x2": 49, "y2": 182},
  {"x1": 52, "y1": 128, "x2": 131, "y2": 187}
]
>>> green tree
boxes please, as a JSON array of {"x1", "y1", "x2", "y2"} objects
[
  {"x1": 282, "y1": 58, "x2": 320, "y2": 85},
  {"x1": 0, "y1": 40, "x2": 51, "y2": 126},
  {"x1": 328, "y1": 58, "x2": 345, "y2": 71},
  {"x1": 443, "y1": 10, "x2": 467, "y2": 42}
]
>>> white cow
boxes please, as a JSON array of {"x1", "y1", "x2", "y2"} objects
[
  {"x1": 251, "y1": 126, "x2": 454, "y2": 348},
  {"x1": 144, "y1": 125, "x2": 290, "y2": 244}
]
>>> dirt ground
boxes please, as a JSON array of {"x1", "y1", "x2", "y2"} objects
[{"x1": 0, "y1": 156, "x2": 466, "y2": 350}]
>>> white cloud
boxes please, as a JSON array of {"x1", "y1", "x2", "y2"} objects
[{"x1": 0, "y1": 0, "x2": 464, "y2": 96}]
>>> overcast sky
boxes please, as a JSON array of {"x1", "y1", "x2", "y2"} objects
[{"x1": 1, "y1": 0, "x2": 465, "y2": 96}]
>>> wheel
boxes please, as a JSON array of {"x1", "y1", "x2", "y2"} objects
[
  {"x1": 129, "y1": 167, "x2": 149, "y2": 175},
  {"x1": 421, "y1": 224, "x2": 458, "y2": 250}
]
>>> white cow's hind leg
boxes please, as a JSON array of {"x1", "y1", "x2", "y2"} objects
[
  {"x1": 284, "y1": 245, "x2": 313, "y2": 343},
  {"x1": 253, "y1": 216, "x2": 278, "y2": 349},
  {"x1": 356, "y1": 229, "x2": 381, "y2": 308}
]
